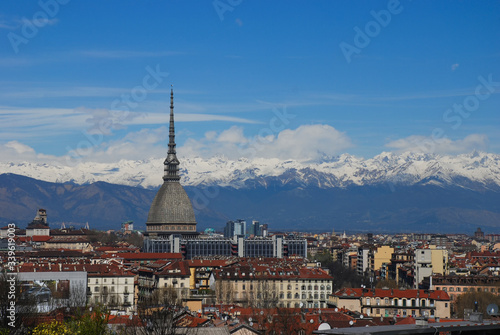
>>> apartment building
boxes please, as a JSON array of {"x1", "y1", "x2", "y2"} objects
[
  {"x1": 329, "y1": 288, "x2": 451, "y2": 319},
  {"x1": 210, "y1": 259, "x2": 333, "y2": 309}
]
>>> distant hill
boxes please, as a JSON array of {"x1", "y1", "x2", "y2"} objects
[{"x1": 1, "y1": 173, "x2": 499, "y2": 233}]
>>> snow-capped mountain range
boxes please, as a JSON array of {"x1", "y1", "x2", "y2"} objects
[{"x1": 2, "y1": 151, "x2": 500, "y2": 191}]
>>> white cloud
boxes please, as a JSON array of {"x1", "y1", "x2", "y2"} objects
[
  {"x1": 180, "y1": 124, "x2": 353, "y2": 161},
  {"x1": 451, "y1": 63, "x2": 459, "y2": 71},
  {"x1": 386, "y1": 134, "x2": 489, "y2": 155},
  {"x1": 0, "y1": 141, "x2": 61, "y2": 163}
]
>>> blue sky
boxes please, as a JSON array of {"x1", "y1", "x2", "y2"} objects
[{"x1": 1, "y1": 0, "x2": 499, "y2": 164}]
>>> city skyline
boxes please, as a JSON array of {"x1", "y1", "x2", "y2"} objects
[{"x1": 0, "y1": 1, "x2": 499, "y2": 166}]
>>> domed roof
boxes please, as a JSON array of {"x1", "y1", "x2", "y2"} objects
[
  {"x1": 146, "y1": 182, "x2": 197, "y2": 224},
  {"x1": 145, "y1": 88, "x2": 197, "y2": 232}
]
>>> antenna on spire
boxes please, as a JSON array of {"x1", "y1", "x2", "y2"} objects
[{"x1": 163, "y1": 87, "x2": 181, "y2": 182}]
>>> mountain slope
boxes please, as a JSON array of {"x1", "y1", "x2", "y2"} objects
[
  {"x1": 1, "y1": 173, "x2": 499, "y2": 233},
  {"x1": 1, "y1": 152, "x2": 499, "y2": 191}
]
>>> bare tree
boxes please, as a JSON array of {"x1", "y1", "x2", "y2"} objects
[{"x1": 135, "y1": 286, "x2": 184, "y2": 335}]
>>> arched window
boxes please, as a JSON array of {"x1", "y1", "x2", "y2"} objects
[
  {"x1": 287, "y1": 292, "x2": 292, "y2": 299},
  {"x1": 402, "y1": 299, "x2": 407, "y2": 307},
  {"x1": 301, "y1": 285, "x2": 306, "y2": 290},
  {"x1": 295, "y1": 293, "x2": 300, "y2": 299},
  {"x1": 287, "y1": 284, "x2": 292, "y2": 290},
  {"x1": 308, "y1": 285, "x2": 312, "y2": 290}
]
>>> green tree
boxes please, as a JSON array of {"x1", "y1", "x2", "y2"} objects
[{"x1": 454, "y1": 291, "x2": 500, "y2": 319}]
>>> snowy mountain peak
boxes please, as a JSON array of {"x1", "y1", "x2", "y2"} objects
[{"x1": 1, "y1": 151, "x2": 500, "y2": 190}]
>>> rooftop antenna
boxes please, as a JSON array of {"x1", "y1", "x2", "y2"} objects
[
  {"x1": 84, "y1": 222, "x2": 90, "y2": 230},
  {"x1": 61, "y1": 222, "x2": 66, "y2": 229}
]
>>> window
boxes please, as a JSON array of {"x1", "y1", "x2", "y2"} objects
[
  {"x1": 287, "y1": 292, "x2": 292, "y2": 299},
  {"x1": 402, "y1": 299, "x2": 407, "y2": 307},
  {"x1": 385, "y1": 298, "x2": 389, "y2": 305},
  {"x1": 94, "y1": 287, "x2": 99, "y2": 292},
  {"x1": 376, "y1": 298, "x2": 380, "y2": 305},
  {"x1": 445, "y1": 303, "x2": 448, "y2": 307},
  {"x1": 456, "y1": 287, "x2": 461, "y2": 292},
  {"x1": 463, "y1": 288, "x2": 468, "y2": 292},
  {"x1": 367, "y1": 298, "x2": 371, "y2": 305},
  {"x1": 242, "y1": 284, "x2": 245, "y2": 290}
]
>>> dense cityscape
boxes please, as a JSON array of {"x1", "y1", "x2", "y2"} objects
[
  {"x1": 1, "y1": 89, "x2": 499, "y2": 334},
  {"x1": 1, "y1": 1, "x2": 500, "y2": 334}
]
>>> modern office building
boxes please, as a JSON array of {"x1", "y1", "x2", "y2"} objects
[{"x1": 144, "y1": 234, "x2": 307, "y2": 259}]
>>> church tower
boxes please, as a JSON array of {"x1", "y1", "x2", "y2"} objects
[{"x1": 145, "y1": 88, "x2": 197, "y2": 237}]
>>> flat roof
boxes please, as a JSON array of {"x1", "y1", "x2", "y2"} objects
[{"x1": 313, "y1": 320, "x2": 500, "y2": 334}]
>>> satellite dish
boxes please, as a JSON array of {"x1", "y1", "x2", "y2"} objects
[
  {"x1": 318, "y1": 323, "x2": 331, "y2": 330},
  {"x1": 249, "y1": 322, "x2": 253, "y2": 326},
  {"x1": 249, "y1": 317, "x2": 252, "y2": 322},
  {"x1": 360, "y1": 315, "x2": 364, "y2": 319},
  {"x1": 349, "y1": 320, "x2": 354, "y2": 326},
  {"x1": 335, "y1": 308, "x2": 338, "y2": 312},
  {"x1": 260, "y1": 311, "x2": 264, "y2": 315},
  {"x1": 300, "y1": 303, "x2": 304, "y2": 308},
  {"x1": 310, "y1": 319, "x2": 314, "y2": 323},
  {"x1": 487, "y1": 304, "x2": 499, "y2": 315}
]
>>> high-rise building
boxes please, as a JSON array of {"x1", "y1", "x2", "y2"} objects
[
  {"x1": 224, "y1": 219, "x2": 246, "y2": 238},
  {"x1": 145, "y1": 89, "x2": 197, "y2": 237}
]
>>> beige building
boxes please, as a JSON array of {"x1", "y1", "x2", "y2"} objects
[
  {"x1": 429, "y1": 246, "x2": 449, "y2": 275},
  {"x1": 211, "y1": 263, "x2": 333, "y2": 309},
  {"x1": 372, "y1": 245, "x2": 394, "y2": 272},
  {"x1": 329, "y1": 288, "x2": 451, "y2": 319}
]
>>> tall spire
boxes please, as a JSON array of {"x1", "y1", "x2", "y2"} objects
[{"x1": 163, "y1": 87, "x2": 180, "y2": 182}]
